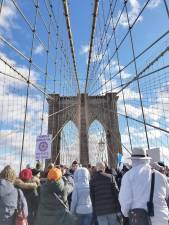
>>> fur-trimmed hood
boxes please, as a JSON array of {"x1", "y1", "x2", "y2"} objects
[
  {"x1": 15, "y1": 178, "x2": 38, "y2": 190},
  {"x1": 32, "y1": 176, "x2": 40, "y2": 186}
]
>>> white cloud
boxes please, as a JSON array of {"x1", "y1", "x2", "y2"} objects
[
  {"x1": 0, "y1": 52, "x2": 38, "y2": 90},
  {"x1": 99, "y1": 74, "x2": 117, "y2": 94},
  {"x1": 114, "y1": 0, "x2": 161, "y2": 28},
  {"x1": 121, "y1": 133, "x2": 131, "y2": 146},
  {"x1": 80, "y1": 44, "x2": 89, "y2": 55},
  {"x1": 0, "y1": 1, "x2": 17, "y2": 32},
  {"x1": 147, "y1": 128, "x2": 162, "y2": 139},
  {"x1": 97, "y1": 60, "x2": 132, "y2": 94},
  {"x1": 160, "y1": 146, "x2": 169, "y2": 165},
  {"x1": 143, "y1": 83, "x2": 169, "y2": 122},
  {"x1": 152, "y1": 121, "x2": 160, "y2": 127},
  {"x1": 91, "y1": 52, "x2": 103, "y2": 63},
  {"x1": 121, "y1": 126, "x2": 163, "y2": 149},
  {"x1": 144, "y1": 107, "x2": 161, "y2": 121},
  {"x1": 0, "y1": 130, "x2": 37, "y2": 173},
  {"x1": 114, "y1": 0, "x2": 143, "y2": 28},
  {"x1": 0, "y1": 53, "x2": 48, "y2": 172},
  {"x1": 147, "y1": 0, "x2": 161, "y2": 9},
  {"x1": 0, "y1": 91, "x2": 48, "y2": 172},
  {"x1": 0, "y1": 91, "x2": 45, "y2": 124},
  {"x1": 118, "y1": 103, "x2": 142, "y2": 118},
  {"x1": 105, "y1": 60, "x2": 132, "y2": 79},
  {"x1": 118, "y1": 88, "x2": 140, "y2": 100},
  {"x1": 34, "y1": 44, "x2": 44, "y2": 55},
  {"x1": 80, "y1": 43, "x2": 104, "y2": 63}
]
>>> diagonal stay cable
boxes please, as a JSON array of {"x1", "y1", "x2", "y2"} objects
[
  {"x1": 89, "y1": 30, "x2": 169, "y2": 95},
  {"x1": 0, "y1": 56, "x2": 54, "y2": 101},
  {"x1": 116, "y1": 46, "x2": 169, "y2": 95},
  {"x1": 163, "y1": 0, "x2": 169, "y2": 18},
  {"x1": 0, "y1": 35, "x2": 53, "y2": 80},
  {"x1": 98, "y1": 104, "x2": 169, "y2": 135},
  {"x1": 88, "y1": 0, "x2": 152, "y2": 95},
  {"x1": 97, "y1": 63, "x2": 169, "y2": 96},
  {"x1": 48, "y1": 103, "x2": 78, "y2": 117}
]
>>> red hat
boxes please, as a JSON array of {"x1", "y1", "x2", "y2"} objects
[{"x1": 20, "y1": 169, "x2": 32, "y2": 181}]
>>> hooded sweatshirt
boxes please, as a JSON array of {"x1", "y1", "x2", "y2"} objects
[{"x1": 71, "y1": 167, "x2": 93, "y2": 214}]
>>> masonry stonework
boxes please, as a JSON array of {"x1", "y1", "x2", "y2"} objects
[{"x1": 47, "y1": 93, "x2": 122, "y2": 168}]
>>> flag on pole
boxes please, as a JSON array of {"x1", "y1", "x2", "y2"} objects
[{"x1": 117, "y1": 153, "x2": 124, "y2": 171}]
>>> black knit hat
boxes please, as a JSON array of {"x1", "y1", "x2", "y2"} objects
[{"x1": 32, "y1": 168, "x2": 40, "y2": 176}]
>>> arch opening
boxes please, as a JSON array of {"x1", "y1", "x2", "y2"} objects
[
  {"x1": 88, "y1": 120, "x2": 108, "y2": 165},
  {"x1": 60, "y1": 121, "x2": 79, "y2": 166}
]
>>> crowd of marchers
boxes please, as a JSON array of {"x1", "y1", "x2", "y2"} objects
[{"x1": 0, "y1": 147, "x2": 169, "y2": 225}]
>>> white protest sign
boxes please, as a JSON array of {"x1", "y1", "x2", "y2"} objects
[{"x1": 35, "y1": 135, "x2": 51, "y2": 160}]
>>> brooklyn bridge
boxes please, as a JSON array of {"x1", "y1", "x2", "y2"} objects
[{"x1": 0, "y1": 0, "x2": 168, "y2": 171}]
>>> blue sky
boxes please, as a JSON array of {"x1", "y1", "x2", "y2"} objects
[{"x1": 0, "y1": 0, "x2": 169, "y2": 171}]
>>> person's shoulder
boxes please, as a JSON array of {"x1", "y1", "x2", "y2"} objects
[
  {"x1": 99, "y1": 172, "x2": 114, "y2": 181},
  {"x1": 32, "y1": 176, "x2": 40, "y2": 186},
  {"x1": 15, "y1": 178, "x2": 38, "y2": 190},
  {"x1": 154, "y1": 170, "x2": 168, "y2": 183},
  {"x1": 103, "y1": 172, "x2": 112, "y2": 178},
  {"x1": 120, "y1": 168, "x2": 132, "y2": 183},
  {"x1": 17, "y1": 187, "x2": 24, "y2": 197}
]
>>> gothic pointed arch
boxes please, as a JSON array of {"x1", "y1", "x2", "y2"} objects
[
  {"x1": 88, "y1": 120, "x2": 108, "y2": 165},
  {"x1": 47, "y1": 93, "x2": 122, "y2": 167},
  {"x1": 60, "y1": 120, "x2": 79, "y2": 166}
]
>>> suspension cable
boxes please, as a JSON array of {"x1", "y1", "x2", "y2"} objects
[
  {"x1": 84, "y1": 0, "x2": 99, "y2": 93},
  {"x1": 62, "y1": 0, "x2": 80, "y2": 93}
]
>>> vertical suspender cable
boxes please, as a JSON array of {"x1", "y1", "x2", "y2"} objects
[
  {"x1": 19, "y1": 0, "x2": 39, "y2": 171},
  {"x1": 124, "y1": 1, "x2": 150, "y2": 150},
  {"x1": 111, "y1": 5, "x2": 133, "y2": 151},
  {"x1": 40, "y1": 15, "x2": 52, "y2": 134}
]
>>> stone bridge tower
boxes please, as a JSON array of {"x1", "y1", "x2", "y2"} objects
[{"x1": 47, "y1": 93, "x2": 122, "y2": 168}]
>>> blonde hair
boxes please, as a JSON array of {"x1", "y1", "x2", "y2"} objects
[
  {"x1": 96, "y1": 162, "x2": 105, "y2": 171},
  {"x1": 0, "y1": 165, "x2": 16, "y2": 183}
]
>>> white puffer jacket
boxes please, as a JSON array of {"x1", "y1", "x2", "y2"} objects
[{"x1": 71, "y1": 167, "x2": 93, "y2": 215}]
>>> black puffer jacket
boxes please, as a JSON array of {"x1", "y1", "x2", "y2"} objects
[{"x1": 90, "y1": 171, "x2": 120, "y2": 216}]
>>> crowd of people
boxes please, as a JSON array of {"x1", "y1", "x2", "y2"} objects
[{"x1": 0, "y1": 147, "x2": 169, "y2": 225}]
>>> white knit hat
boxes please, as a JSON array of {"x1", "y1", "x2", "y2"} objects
[{"x1": 130, "y1": 147, "x2": 151, "y2": 160}]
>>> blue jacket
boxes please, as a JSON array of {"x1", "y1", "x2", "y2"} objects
[{"x1": 0, "y1": 179, "x2": 28, "y2": 225}]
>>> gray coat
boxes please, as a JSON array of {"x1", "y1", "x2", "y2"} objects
[{"x1": 0, "y1": 179, "x2": 28, "y2": 225}]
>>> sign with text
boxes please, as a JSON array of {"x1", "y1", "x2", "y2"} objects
[{"x1": 35, "y1": 135, "x2": 51, "y2": 160}]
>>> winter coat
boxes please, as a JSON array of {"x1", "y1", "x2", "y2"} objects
[
  {"x1": 35, "y1": 177, "x2": 79, "y2": 225},
  {"x1": 15, "y1": 177, "x2": 39, "y2": 225},
  {"x1": 90, "y1": 171, "x2": 120, "y2": 216},
  {"x1": 64, "y1": 171, "x2": 74, "y2": 207},
  {"x1": 0, "y1": 179, "x2": 28, "y2": 225},
  {"x1": 71, "y1": 168, "x2": 93, "y2": 214},
  {"x1": 119, "y1": 161, "x2": 169, "y2": 225}
]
